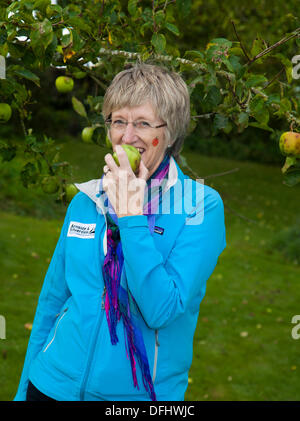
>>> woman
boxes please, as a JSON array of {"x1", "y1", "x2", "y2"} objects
[{"x1": 14, "y1": 63, "x2": 226, "y2": 401}]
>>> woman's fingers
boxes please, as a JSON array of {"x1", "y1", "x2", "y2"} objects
[
  {"x1": 104, "y1": 152, "x2": 119, "y2": 174},
  {"x1": 138, "y1": 158, "x2": 150, "y2": 180}
]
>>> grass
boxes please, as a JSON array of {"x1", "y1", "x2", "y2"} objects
[{"x1": 0, "y1": 136, "x2": 299, "y2": 401}]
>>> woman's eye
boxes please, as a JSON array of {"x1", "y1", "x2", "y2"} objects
[
  {"x1": 137, "y1": 121, "x2": 151, "y2": 128},
  {"x1": 112, "y1": 120, "x2": 126, "y2": 127}
]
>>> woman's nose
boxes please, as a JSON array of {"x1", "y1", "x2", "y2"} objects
[{"x1": 121, "y1": 122, "x2": 137, "y2": 143}]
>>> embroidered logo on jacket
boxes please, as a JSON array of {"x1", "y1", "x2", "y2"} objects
[
  {"x1": 154, "y1": 226, "x2": 164, "y2": 235},
  {"x1": 67, "y1": 221, "x2": 96, "y2": 239}
]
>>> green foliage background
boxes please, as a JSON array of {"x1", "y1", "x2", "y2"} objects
[
  {"x1": 1, "y1": 0, "x2": 300, "y2": 189},
  {"x1": 0, "y1": 0, "x2": 300, "y2": 402}
]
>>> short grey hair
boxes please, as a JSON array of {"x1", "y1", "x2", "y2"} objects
[{"x1": 102, "y1": 63, "x2": 190, "y2": 161}]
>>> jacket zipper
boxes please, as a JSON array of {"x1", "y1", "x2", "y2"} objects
[
  {"x1": 152, "y1": 330, "x2": 160, "y2": 383},
  {"x1": 43, "y1": 308, "x2": 68, "y2": 353},
  {"x1": 101, "y1": 286, "x2": 107, "y2": 309},
  {"x1": 79, "y1": 289, "x2": 105, "y2": 400},
  {"x1": 79, "y1": 210, "x2": 106, "y2": 401}
]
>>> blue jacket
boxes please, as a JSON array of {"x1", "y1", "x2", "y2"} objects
[{"x1": 14, "y1": 157, "x2": 226, "y2": 401}]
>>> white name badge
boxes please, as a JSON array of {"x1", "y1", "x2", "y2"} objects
[{"x1": 67, "y1": 221, "x2": 96, "y2": 239}]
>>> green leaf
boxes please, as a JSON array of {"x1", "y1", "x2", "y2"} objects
[
  {"x1": 151, "y1": 33, "x2": 166, "y2": 54},
  {"x1": 33, "y1": 0, "x2": 50, "y2": 12},
  {"x1": 213, "y1": 113, "x2": 228, "y2": 130},
  {"x1": 165, "y1": 22, "x2": 180, "y2": 36},
  {"x1": 222, "y1": 57, "x2": 234, "y2": 73},
  {"x1": 237, "y1": 112, "x2": 249, "y2": 130},
  {"x1": 30, "y1": 18, "x2": 53, "y2": 58},
  {"x1": 140, "y1": 21, "x2": 152, "y2": 37},
  {"x1": 249, "y1": 95, "x2": 269, "y2": 124},
  {"x1": 13, "y1": 67, "x2": 40, "y2": 87},
  {"x1": 184, "y1": 50, "x2": 204, "y2": 60},
  {"x1": 245, "y1": 74, "x2": 268, "y2": 88},
  {"x1": 128, "y1": 0, "x2": 138, "y2": 16},
  {"x1": 228, "y1": 55, "x2": 243, "y2": 75},
  {"x1": 67, "y1": 17, "x2": 91, "y2": 34},
  {"x1": 229, "y1": 47, "x2": 244, "y2": 57},
  {"x1": 203, "y1": 85, "x2": 222, "y2": 109},
  {"x1": 210, "y1": 38, "x2": 232, "y2": 49},
  {"x1": 283, "y1": 168, "x2": 300, "y2": 187},
  {"x1": 155, "y1": 10, "x2": 165, "y2": 26},
  {"x1": 250, "y1": 36, "x2": 266, "y2": 62},
  {"x1": 248, "y1": 122, "x2": 274, "y2": 132},
  {"x1": 0, "y1": 141, "x2": 16, "y2": 162},
  {"x1": 271, "y1": 53, "x2": 293, "y2": 83},
  {"x1": 273, "y1": 98, "x2": 292, "y2": 117},
  {"x1": 20, "y1": 162, "x2": 38, "y2": 188},
  {"x1": 72, "y1": 96, "x2": 87, "y2": 118},
  {"x1": 281, "y1": 156, "x2": 297, "y2": 174}
]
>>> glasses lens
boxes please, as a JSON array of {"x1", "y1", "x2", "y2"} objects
[
  {"x1": 135, "y1": 121, "x2": 151, "y2": 130},
  {"x1": 112, "y1": 120, "x2": 127, "y2": 130}
]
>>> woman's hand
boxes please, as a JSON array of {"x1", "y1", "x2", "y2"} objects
[{"x1": 102, "y1": 145, "x2": 149, "y2": 218}]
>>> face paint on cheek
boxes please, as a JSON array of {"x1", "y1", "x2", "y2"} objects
[{"x1": 152, "y1": 137, "x2": 159, "y2": 147}]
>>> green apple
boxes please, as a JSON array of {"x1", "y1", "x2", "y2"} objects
[
  {"x1": 81, "y1": 127, "x2": 95, "y2": 143},
  {"x1": 55, "y1": 76, "x2": 74, "y2": 93},
  {"x1": 279, "y1": 131, "x2": 300, "y2": 158},
  {"x1": 73, "y1": 71, "x2": 87, "y2": 79},
  {"x1": 112, "y1": 145, "x2": 141, "y2": 174},
  {"x1": 65, "y1": 183, "x2": 78, "y2": 202},
  {"x1": 0, "y1": 103, "x2": 12, "y2": 123},
  {"x1": 41, "y1": 176, "x2": 59, "y2": 194}
]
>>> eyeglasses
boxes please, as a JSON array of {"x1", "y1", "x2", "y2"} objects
[{"x1": 105, "y1": 119, "x2": 167, "y2": 132}]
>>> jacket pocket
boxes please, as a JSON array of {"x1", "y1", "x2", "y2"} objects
[
  {"x1": 43, "y1": 307, "x2": 68, "y2": 353},
  {"x1": 152, "y1": 329, "x2": 160, "y2": 383}
]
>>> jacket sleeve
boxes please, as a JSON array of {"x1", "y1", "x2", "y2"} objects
[
  {"x1": 118, "y1": 188, "x2": 226, "y2": 330},
  {"x1": 13, "y1": 200, "x2": 74, "y2": 401}
]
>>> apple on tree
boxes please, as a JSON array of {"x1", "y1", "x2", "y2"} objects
[
  {"x1": 0, "y1": 103, "x2": 12, "y2": 123},
  {"x1": 41, "y1": 176, "x2": 59, "y2": 194},
  {"x1": 105, "y1": 135, "x2": 112, "y2": 149},
  {"x1": 65, "y1": 183, "x2": 78, "y2": 202},
  {"x1": 81, "y1": 127, "x2": 95, "y2": 143},
  {"x1": 55, "y1": 76, "x2": 74, "y2": 93},
  {"x1": 279, "y1": 131, "x2": 300, "y2": 158}
]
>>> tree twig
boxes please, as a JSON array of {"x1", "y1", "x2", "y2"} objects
[
  {"x1": 224, "y1": 74, "x2": 247, "y2": 109},
  {"x1": 246, "y1": 27, "x2": 300, "y2": 66},
  {"x1": 98, "y1": 48, "x2": 207, "y2": 72},
  {"x1": 203, "y1": 167, "x2": 240, "y2": 180},
  {"x1": 231, "y1": 20, "x2": 250, "y2": 61},
  {"x1": 263, "y1": 66, "x2": 285, "y2": 89},
  {"x1": 191, "y1": 112, "x2": 216, "y2": 119},
  {"x1": 223, "y1": 202, "x2": 259, "y2": 224}
]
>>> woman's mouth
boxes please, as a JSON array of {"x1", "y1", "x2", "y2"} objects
[{"x1": 136, "y1": 147, "x2": 145, "y2": 155}]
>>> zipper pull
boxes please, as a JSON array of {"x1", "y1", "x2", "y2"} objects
[
  {"x1": 155, "y1": 330, "x2": 160, "y2": 346},
  {"x1": 55, "y1": 307, "x2": 68, "y2": 318},
  {"x1": 101, "y1": 286, "x2": 107, "y2": 310}
]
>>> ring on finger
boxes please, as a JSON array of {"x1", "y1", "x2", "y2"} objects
[{"x1": 103, "y1": 165, "x2": 110, "y2": 174}]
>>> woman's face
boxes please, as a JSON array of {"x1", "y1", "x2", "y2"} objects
[{"x1": 108, "y1": 102, "x2": 169, "y2": 178}]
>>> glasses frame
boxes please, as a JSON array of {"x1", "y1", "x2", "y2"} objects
[{"x1": 105, "y1": 118, "x2": 167, "y2": 131}]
